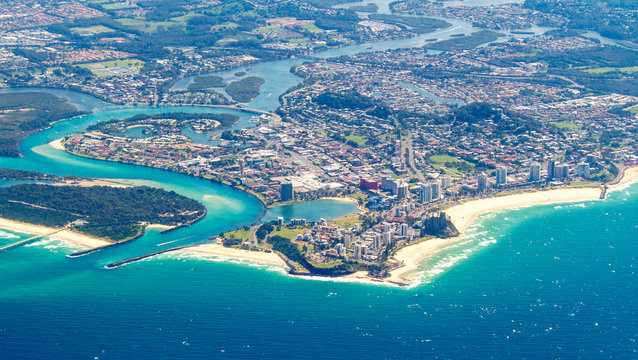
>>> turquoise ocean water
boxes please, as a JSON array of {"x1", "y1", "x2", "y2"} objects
[
  {"x1": 0, "y1": 94, "x2": 636, "y2": 358},
  {"x1": 1, "y1": 182, "x2": 636, "y2": 359}
]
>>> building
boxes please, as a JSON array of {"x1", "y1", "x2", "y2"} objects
[
  {"x1": 354, "y1": 244, "x2": 362, "y2": 259},
  {"x1": 432, "y1": 181, "x2": 442, "y2": 200},
  {"x1": 373, "y1": 235, "x2": 381, "y2": 249},
  {"x1": 383, "y1": 231, "x2": 393, "y2": 245},
  {"x1": 400, "y1": 223, "x2": 409, "y2": 237},
  {"x1": 547, "y1": 159, "x2": 556, "y2": 180},
  {"x1": 496, "y1": 166, "x2": 507, "y2": 185},
  {"x1": 420, "y1": 184, "x2": 432, "y2": 203},
  {"x1": 529, "y1": 163, "x2": 541, "y2": 182},
  {"x1": 477, "y1": 173, "x2": 488, "y2": 193},
  {"x1": 555, "y1": 164, "x2": 570, "y2": 179},
  {"x1": 344, "y1": 235, "x2": 352, "y2": 249},
  {"x1": 380, "y1": 176, "x2": 394, "y2": 191},
  {"x1": 280, "y1": 182, "x2": 294, "y2": 201},
  {"x1": 440, "y1": 176, "x2": 452, "y2": 189},
  {"x1": 291, "y1": 218, "x2": 307, "y2": 226},
  {"x1": 576, "y1": 162, "x2": 590, "y2": 177},
  {"x1": 360, "y1": 178, "x2": 379, "y2": 190},
  {"x1": 396, "y1": 182, "x2": 408, "y2": 199}
]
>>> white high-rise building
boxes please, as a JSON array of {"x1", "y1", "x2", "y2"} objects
[
  {"x1": 344, "y1": 235, "x2": 352, "y2": 249},
  {"x1": 496, "y1": 166, "x2": 507, "y2": 185},
  {"x1": 440, "y1": 176, "x2": 452, "y2": 189},
  {"x1": 477, "y1": 173, "x2": 488, "y2": 192},
  {"x1": 529, "y1": 163, "x2": 541, "y2": 181},
  {"x1": 420, "y1": 184, "x2": 432, "y2": 203},
  {"x1": 432, "y1": 181, "x2": 442, "y2": 200},
  {"x1": 577, "y1": 162, "x2": 590, "y2": 177}
]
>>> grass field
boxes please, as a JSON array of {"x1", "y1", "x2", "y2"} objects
[
  {"x1": 211, "y1": 23, "x2": 239, "y2": 32},
  {"x1": 271, "y1": 227, "x2": 309, "y2": 240},
  {"x1": 256, "y1": 26, "x2": 282, "y2": 32},
  {"x1": 170, "y1": 12, "x2": 199, "y2": 22},
  {"x1": 329, "y1": 213, "x2": 361, "y2": 229},
  {"x1": 116, "y1": 18, "x2": 180, "y2": 33},
  {"x1": 77, "y1": 59, "x2": 145, "y2": 76},
  {"x1": 569, "y1": 181, "x2": 599, "y2": 188},
  {"x1": 551, "y1": 122, "x2": 580, "y2": 131},
  {"x1": 224, "y1": 228, "x2": 252, "y2": 241},
  {"x1": 70, "y1": 25, "x2": 115, "y2": 35},
  {"x1": 302, "y1": 22, "x2": 323, "y2": 33},
  {"x1": 584, "y1": 66, "x2": 638, "y2": 74},
  {"x1": 346, "y1": 135, "x2": 367, "y2": 146},
  {"x1": 626, "y1": 104, "x2": 638, "y2": 114},
  {"x1": 429, "y1": 154, "x2": 461, "y2": 163},
  {"x1": 102, "y1": 2, "x2": 136, "y2": 10}
]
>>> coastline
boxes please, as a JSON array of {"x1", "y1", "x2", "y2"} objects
[
  {"x1": 20, "y1": 137, "x2": 638, "y2": 286},
  {"x1": 184, "y1": 242, "x2": 287, "y2": 267},
  {"x1": 608, "y1": 165, "x2": 638, "y2": 191},
  {"x1": 384, "y1": 168, "x2": 638, "y2": 285},
  {"x1": 0, "y1": 218, "x2": 111, "y2": 249}
]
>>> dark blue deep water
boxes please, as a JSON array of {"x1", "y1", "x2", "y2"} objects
[
  {"x1": 1, "y1": 184, "x2": 636, "y2": 359},
  {"x1": 0, "y1": 92, "x2": 636, "y2": 359}
]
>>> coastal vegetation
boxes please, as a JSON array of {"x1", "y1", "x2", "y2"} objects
[
  {"x1": 225, "y1": 76, "x2": 265, "y2": 103},
  {"x1": 187, "y1": 75, "x2": 227, "y2": 90},
  {"x1": 0, "y1": 168, "x2": 64, "y2": 181},
  {"x1": 0, "y1": 92, "x2": 86, "y2": 157},
  {"x1": 86, "y1": 112, "x2": 239, "y2": 135},
  {"x1": 367, "y1": 14, "x2": 450, "y2": 34},
  {"x1": 420, "y1": 213, "x2": 458, "y2": 238},
  {"x1": 0, "y1": 184, "x2": 205, "y2": 241}
]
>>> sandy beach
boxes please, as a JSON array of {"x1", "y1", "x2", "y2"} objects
[
  {"x1": 49, "y1": 138, "x2": 65, "y2": 150},
  {"x1": 0, "y1": 218, "x2": 111, "y2": 249},
  {"x1": 185, "y1": 242, "x2": 287, "y2": 267},
  {"x1": 609, "y1": 166, "x2": 638, "y2": 190},
  {"x1": 385, "y1": 167, "x2": 638, "y2": 285}
]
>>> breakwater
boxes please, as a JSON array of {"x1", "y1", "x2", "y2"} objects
[
  {"x1": 66, "y1": 229, "x2": 146, "y2": 258},
  {"x1": 104, "y1": 244, "x2": 196, "y2": 269}
]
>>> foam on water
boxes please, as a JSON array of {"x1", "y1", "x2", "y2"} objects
[{"x1": 0, "y1": 230, "x2": 20, "y2": 240}]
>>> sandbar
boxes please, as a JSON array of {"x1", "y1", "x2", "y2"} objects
[{"x1": 49, "y1": 138, "x2": 65, "y2": 150}]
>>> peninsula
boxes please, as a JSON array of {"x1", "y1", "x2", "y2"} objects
[{"x1": 0, "y1": 177, "x2": 206, "y2": 248}]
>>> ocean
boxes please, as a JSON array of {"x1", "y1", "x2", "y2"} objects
[{"x1": 1, "y1": 182, "x2": 636, "y2": 359}]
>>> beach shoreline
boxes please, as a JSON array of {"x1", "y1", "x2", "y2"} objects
[
  {"x1": 383, "y1": 166, "x2": 638, "y2": 285},
  {"x1": 3, "y1": 162, "x2": 636, "y2": 288},
  {"x1": 0, "y1": 218, "x2": 111, "y2": 249},
  {"x1": 184, "y1": 242, "x2": 287, "y2": 267}
]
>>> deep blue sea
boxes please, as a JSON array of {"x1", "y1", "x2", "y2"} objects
[{"x1": 1, "y1": 182, "x2": 636, "y2": 359}]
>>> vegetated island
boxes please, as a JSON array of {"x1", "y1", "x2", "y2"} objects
[
  {"x1": 0, "y1": 92, "x2": 87, "y2": 157},
  {"x1": 225, "y1": 76, "x2": 265, "y2": 103},
  {"x1": 426, "y1": 30, "x2": 503, "y2": 51},
  {"x1": 0, "y1": 183, "x2": 206, "y2": 246},
  {"x1": 86, "y1": 112, "x2": 239, "y2": 135},
  {"x1": 187, "y1": 75, "x2": 227, "y2": 90}
]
